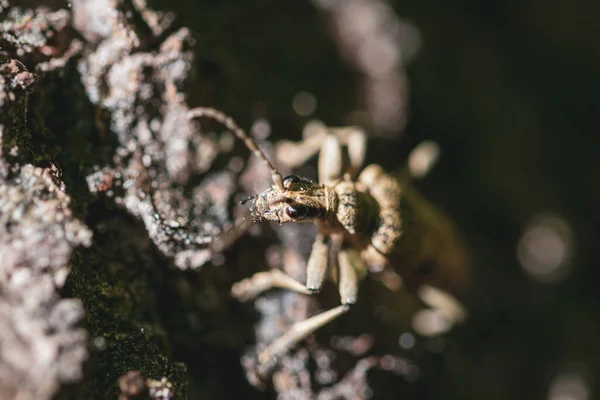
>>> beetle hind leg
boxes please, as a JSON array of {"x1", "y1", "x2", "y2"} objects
[
  {"x1": 418, "y1": 284, "x2": 467, "y2": 324},
  {"x1": 407, "y1": 284, "x2": 468, "y2": 337},
  {"x1": 258, "y1": 304, "x2": 350, "y2": 364}
]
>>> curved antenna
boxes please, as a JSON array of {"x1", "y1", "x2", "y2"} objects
[{"x1": 188, "y1": 107, "x2": 285, "y2": 191}]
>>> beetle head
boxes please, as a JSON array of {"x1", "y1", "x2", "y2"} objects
[{"x1": 245, "y1": 175, "x2": 328, "y2": 224}]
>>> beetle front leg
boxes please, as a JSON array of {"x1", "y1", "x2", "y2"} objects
[
  {"x1": 231, "y1": 269, "x2": 313, "y2": 301},
  {"x1": 306, "y1": 234, "x2": 329, "y2": 291},
  {"x1": 234, "y1": 234, "x2": 330, "y2": 300},
  {"x1": 258, "y1": 248, "x2": 366, "y2": 365}
]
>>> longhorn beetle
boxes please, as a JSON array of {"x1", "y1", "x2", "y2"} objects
[{"x1": 188, "y1": 107, "x2": 469, "y2": 365}]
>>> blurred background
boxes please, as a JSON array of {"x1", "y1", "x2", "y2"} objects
[{"x1": 163, "y1": 0, "x2": 600, "y2": 398}]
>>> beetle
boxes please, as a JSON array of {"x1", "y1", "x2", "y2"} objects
[{"x1": 188, "y1": 107, "x2": 469, "y2": 365}]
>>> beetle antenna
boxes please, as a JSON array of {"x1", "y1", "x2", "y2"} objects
[{"x1": 188, "y1": 107, "x2": 285, "y2": 191}]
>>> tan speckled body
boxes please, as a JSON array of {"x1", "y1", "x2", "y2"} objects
[{"x1": 189, "y1": 108, "x2": 469, "y2": 365}]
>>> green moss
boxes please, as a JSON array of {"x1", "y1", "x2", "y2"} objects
[{"x1": 61, "y1": 210, "x2": 188, "y2": 399}]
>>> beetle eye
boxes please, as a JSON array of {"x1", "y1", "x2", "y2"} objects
[
  {"x1": 283, "y1": 175, "x2": 301, "y2": 189},
  {"x1": 286, "y1": 204, "x2": 308, "y2": 219}
]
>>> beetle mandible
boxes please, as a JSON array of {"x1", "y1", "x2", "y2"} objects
[{"x1": 188, "y1": 107, "x2": 469, "y2": 365}]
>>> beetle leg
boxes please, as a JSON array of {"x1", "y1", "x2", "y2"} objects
[
  {"x1": 275, "y1": 132, "x2": 326, "y2": 169},
  {"x1": 418, "y1": 284, "x2": 467, "y2": 323},
  {"x1": 231, "y1": 269, "x2": 313, "y2": 302},
  {"x1": 363, "y1": 244, "x2": 391, "y2": 272},
  {"x1": 306, "y1": 234, "x2": 329, "y2": 291},
  {"x1": 358, "y1": 164, "x2": 403, "y2": 265},
  {"x1": 258, "y1": 304, "x2": 350, "y2": 364},
  {"x1": 232, "y1": 234, "x2": 332, "y2": 300},
  {"x1": 412, "y1": 285, "x2": 467, "y2": 336},
  {"x1": 276, "y1": 125, "x2": 365, "y2": 180},
  {"x1": 328, "y1": 234, "x2": 343, "y2": 284},
  {"x1": 337, "y1": 248, "x2": 368, "y2": 305},
  {"x1": 318, "y1": 134, "x2": 344, "y2": 185},
  {"x1": 329, "y1": 126, "x2": 367, "y2": 179},
  {"x1": 259, "y1": 248, "x2": 366, "y2": 365}
]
